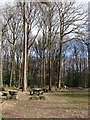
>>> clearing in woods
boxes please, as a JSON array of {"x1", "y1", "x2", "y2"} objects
[{"x1": 1, "y1": 89, "x2": 89, "y2": 118}]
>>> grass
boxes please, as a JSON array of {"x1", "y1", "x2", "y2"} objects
[
  {"x1": 50, "y1": 90, "x2": 89, "y2": 112},
  {"x1": 51, "y1": 90, "x2": 89, "y2": 105},
  {"x1": 52, "y1": 90, "x2": 89, "y2": 98}
]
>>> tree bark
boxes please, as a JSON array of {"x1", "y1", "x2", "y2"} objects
[
  {"x1": 40, "y1": 59, "x2": 42, "y2": 87},
  {"x1": 88, "y1": 44, "x2": 90, "y2": 87},
  {"x1": 10, "y1": 42, "x2": 15, "y2": 87},
  {"x1": 43, "y1": 30, "x2": 46, "y2": 87},
  {"x1": 58, "y1": 40, "x2": 62, "y2": 89},
  {"x1": 16, "y1": 53, "x2": 19, "y2": 87},
  {"x1": 23, "y1": 0, "x2": 27, "y2": 92},
  {"x1": 19, "y1": 53, "x2": 22, "y2": 88},
  {"x1": 49, "y1": 45, "x2": 51, "y2": 90},
  {"x1": 58, "y1": 8, "x2": 64, "y2": 89},
  {"x1": 0, "y1": 33, "x2": 3, "y2": 88},
  {"x1": 84, "y1": 58, "x2": 87, "y2": 88},
  {"x1": 26, "y1": 22, "x2": 29, "y2": 87},
  {"x1": 48, "y1": 9, "x2": 52, "y2": 90}
]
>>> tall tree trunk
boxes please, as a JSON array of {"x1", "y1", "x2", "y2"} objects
[
  {"x1": 74, "y1": 46, "x2": 78, "y2": 72},
  {"x1": 88, "y1": 2, "x2": 90, "y2": 88},
  {"x1": 79, "y1": 56, "x2": 82, "y2": 85},
  {"x1": 43, "y1": 30, "x2": 45, "y2": 87},
  {"x1": 58, "y1": 10, "x2": 64, "y2": 89},
  {"x1": 80, "y1": 56, "x2": 82, "y2": 75},
  {"x1": 29, "y1": 50, "x2": 31, "y2": 76},
  {"x1": 0, "y1": 34, "x2": 3, "y2": 89},
  {"x1": 56, "y1": 54, "x2": 58, "y2": 88},
  {"x1": 48, "y1": 10, "x2": 52, "y2": 90},
  {"x1": 16, "y1": 53, "x2": 19, "y2": 87},
  {"x1": 40, "y1": 59, "x2": 42, "y2": 87},
  {"x1": 26, "y1": 22, "x2": 29, "y2": 87},
  {"x1": 49, "y1": 45, "x2": 51, "y2": 90},
  {"x1": 23, "y1": 0, "x2": 27, "y2": 91},
  {"x1": 84, "y1": 58, "x2": 86, "y2": 88},
  {"x1": 63, "y1": 54, "x2": 65, "y2": 88},
  {"x1": 10, "y1": 43, "x2": 15, "y2": 87},
  {"x1": 58, "y1": 40, "x2": 62, "y2": 89},
  {"x1": 19, "y1": 54, "x2": 22, "y2": 88},
  {"x1": 88, "y1": 44, "x2": 90, "y2": 87},
  {"x1": 13, "y1": 70, "x2": 15, "y2": 87}
]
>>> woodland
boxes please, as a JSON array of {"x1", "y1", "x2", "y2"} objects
[
  {"x1": 0, "y1": 0, "x2": 89, "y2": 118},
  {"x1": 0, "y1": 1, "x2": 89, "y2": 90}
]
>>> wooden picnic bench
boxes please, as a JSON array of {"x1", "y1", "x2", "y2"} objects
[
  {"x1": 42, "y1": 88, "x2": 48, "y2": 93},
  {"x1": 9, "y1": 90, "x2": 18, "y2": 95},
  {"x1": 2, "y1": 91, "x2": 9, "y2": 96},
  {"x1": 30, "y1": 88, "x2": 43, "y2": 95},
  {"x1": 2, "y1": 90, "x2": 18, "y2": 100},
  {"x1": 8, "y1": 90, "x2": 18, "y2": 99}
]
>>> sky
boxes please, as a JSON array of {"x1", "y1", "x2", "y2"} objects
[
  {"x1": 0, "y1": 0, "x2": 89, "y2": 35},
  {"x1": 0, "y1": 0, "x2": 90, "y2": 8},
  {"x1": 0, "y1": 0, "x2": 90, "y2": 10},
  {"x1": 77, "y1": 0, "x2": 90, "y2": 3},
  {"x1": 0, "y1": 0, "x2": 90, "y2": 3},
  {"x1": 77, "y1": 0, "x2": 89, "y2": 2}
]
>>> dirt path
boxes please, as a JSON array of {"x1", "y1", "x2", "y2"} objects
[{"x1": 1, "y1": 91, "x2": 88, "y2": 118}]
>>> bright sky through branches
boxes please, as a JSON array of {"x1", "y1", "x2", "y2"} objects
[
  {"x1": 0, "y1": 0, "x2": 90, "y2": 4},
  {"x1": 77, "y1": 0, "x2": 89, "y2": 3}
]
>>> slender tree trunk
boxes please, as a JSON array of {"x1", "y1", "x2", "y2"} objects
[
  {"x1": 19, "y1": 54, "x2": 22, "y2": 88},
  {"x1": 58, "y1": 10, "x2": 64, "y2": 89},
  {"x1": 80, "y1": 56, "x2": 82, "y2": 74},
  {"x1": 43, "y1": 51, "x2": 45, "y2": 87},
  {"x1": 63, "y1": 54, "x2": 65, "y2": 88},
  {"x1": 0, "y1": 36, "x2": 3, "y2": 89},
  {"x1": 79, "y1": 56, "x2": 82, "y2": 86},
  {"x1": 10, "y1": 43, "x2": 15, "y2": 87},
  {"x1": 84, "y1": 58, "x2": 87, "y2": 88},
  {"x1": 55, "y1": 54, "x2": 58, "y2": 88},
  {"x1": 58, "y1": 40, "x2": 62, "y2": 89},
  {"x1": 13, "y1": 70, "x2": 15, "y2": 87},
  {"x1": 74, "y1": 46, "x2": 78, "y2": 72},
  {"x1": 48, "y1": 10, "x2": 52, "y2": 90},
  {"x1": 88, "y1": 1, "x2": 90, "y2": 88},
  {"x1": 29, "y1": 50, "x2": 31, "y2": 76},
  {"x1": 43, "y1": 30, "x2": 45, "y2": 87},
  {"x1": 40, "y1": 59, "x2": 42, "y2": 87},
  {"x1": 88, "y1": 44, "x2": 90, "y2": 87},
  {"x1": 0, "y1": 33, "x2": 3, "y2": 88},
  {"x1": 49, "y1": 45, "x2": 51, "y2": 90},
  {"x1": 23, "y1": 0, "x2": 27, "y2": 92},
  {"x1": 10, "y1": 67, "x2": 13, "y2": 87},
  {"x1": 26, "y1": 52, "x2": 28, "y2": 87},
  {"x1": 26, "y1": 22, "x2": 29, "y2": 87},
  {"x1": 16, "y1": 53, "x2": 19, "y2": 87}
]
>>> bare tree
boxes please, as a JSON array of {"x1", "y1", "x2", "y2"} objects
[{"x1": 56, "y1": 0, "x2": 86, "y2": 89}]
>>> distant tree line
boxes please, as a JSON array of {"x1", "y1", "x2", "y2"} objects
[{"x1": 1, "y1": 0, "x2": 89, "y2": 90}]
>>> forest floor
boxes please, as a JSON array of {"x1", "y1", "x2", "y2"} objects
[{"x1": 0, "y1": 89, "x2": 89, "y2": 118}]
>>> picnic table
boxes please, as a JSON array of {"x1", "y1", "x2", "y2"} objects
[
  {"x1": 9, "y1": 90, "x2": 18, "y2": 95},
  {"x1": 2, "y1": 89, "x2": 18, "y2": 100},
  {"x1": 30, "y1": 88, "x2": 43, "y2": 95},
  {"x1": 9, "y1": 90, "x2": 18, "y2": 99},
  {"x1": 2, "y1": 91, "x2": 9, "y2": 96}
]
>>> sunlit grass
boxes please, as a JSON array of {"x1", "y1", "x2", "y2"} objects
[
  {"x1": 52, "y1": 90, "x2": 89, "y2": 98},
  {"x1": 50, "y1": 90, "x2": 88, "y2": 111}
]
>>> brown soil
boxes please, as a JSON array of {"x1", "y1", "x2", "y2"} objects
[{"x1": 1, "y1": 91, "x2": 88, "y2": 118}]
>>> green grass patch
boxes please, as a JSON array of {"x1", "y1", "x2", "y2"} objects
[
  {"x1": 52, "y1": 91, "x2": 89, "y2": 98},
  {"x1": 50, "y1": 91, "x2": 88, "y2": 110}
]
